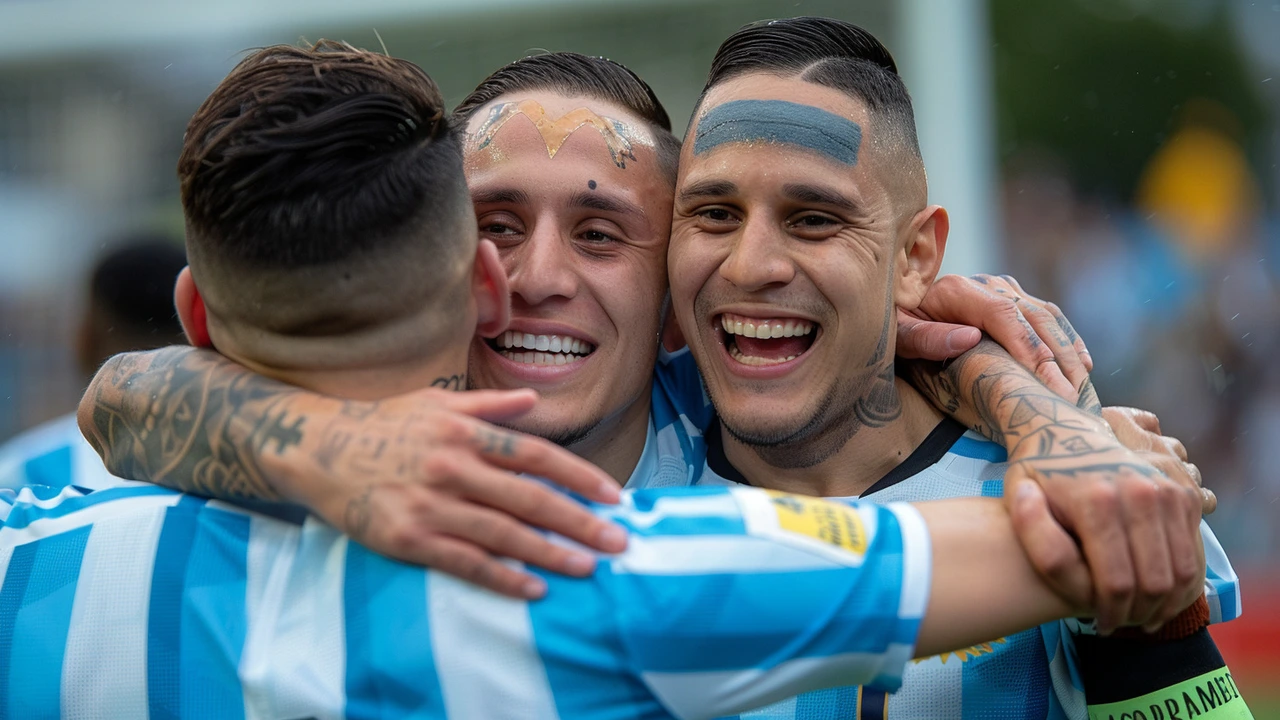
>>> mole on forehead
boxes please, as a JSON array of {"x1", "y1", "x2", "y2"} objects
[
  {"x1": 470, "y1": 99, "x2": 640, "y2": 169},
  {"x1": 693, "y1": 99, "x2": 862, "y2": 166}
]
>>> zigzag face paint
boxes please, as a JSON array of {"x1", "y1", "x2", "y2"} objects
[
  {"x1": 693, "y1": 99, "x2": 862, "y2": 166},
  {"x1": 472, "y1": 99, "x2": 638, "y2": 169}
]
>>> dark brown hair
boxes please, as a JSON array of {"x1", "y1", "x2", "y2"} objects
[
  {"x1": 179, "y1": 39, "x2": 467, "y2": 270},
  {"x1": 453, "y1": 52, "x2": 681, "y2": 183},
  {"x1": 698, "y1": 17, "x2": 920, "y2": 159}
]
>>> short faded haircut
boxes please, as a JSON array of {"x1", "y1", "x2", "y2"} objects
[{"x1": 179, "y1": 40, "x2": 473, "y2": 340}]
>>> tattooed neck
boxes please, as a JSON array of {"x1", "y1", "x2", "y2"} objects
[{"x1": 431, "y1": 373, "x2": 466, "y2": 391}]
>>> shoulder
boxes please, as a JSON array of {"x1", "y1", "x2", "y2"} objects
[{"x1": 0, "y1": 413, "x2": 82, "y2": 489}]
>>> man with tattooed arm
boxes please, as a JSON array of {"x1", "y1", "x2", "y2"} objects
[
  {"x1": 0, "y1": 39, "x2": 1206, "y2": 718},
  {"x1": 79, "y1": 18, "x2": 1244, "y2": 719}
]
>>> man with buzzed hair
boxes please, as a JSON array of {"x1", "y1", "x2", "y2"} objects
[
  {"x1": 1, "y1": 38, "x2": 1162, "y2": 719},
  {"x1": 668, "y1": 16, "x2": 1245, "y2": 719}
]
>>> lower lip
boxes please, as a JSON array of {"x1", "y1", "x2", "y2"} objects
[
  {"x1": 482, "y1": 342, "x2": 594, "y2": 383},
  {"x1": 714, "y1": 328, "x2": 816, "y2": 380}
]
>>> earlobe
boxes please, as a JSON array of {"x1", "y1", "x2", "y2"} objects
[
  {"x1": 174, "y1": 267, "x2": 213, "y2": 348},
  {"x1": 896, "y1": 205, "x2": 950, "y2": 309},
  {"x1": 472, "y1": 240, "x2": 512, "y2": 338}
]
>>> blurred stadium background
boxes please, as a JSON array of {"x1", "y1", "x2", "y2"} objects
[{"x1": 1, "y1": 0, "x2": 1277, "y2": 706}]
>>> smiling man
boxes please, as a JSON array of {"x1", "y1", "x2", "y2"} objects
[
  {"x1": 74, "y1": 27, "x2": 1237, "y2": 717},
  {"x1": 664, "y1": 17, "x2": 1245, "y2": 719}
]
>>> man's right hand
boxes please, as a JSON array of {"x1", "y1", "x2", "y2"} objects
[
  {"x1": 281, "y1": 386, "x2": 627, "y2": 600},
  {"x1": 80, "y1": 347, "x2": 626, "y2": 600}
]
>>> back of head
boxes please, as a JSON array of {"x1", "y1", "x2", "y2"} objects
[
  {"x1": 699, "y1": 17, "x2": 923, "y2": 182},
  {"x1": 453, "y1": 52, "x2": 682, "y2": 184},
  {"x1": 179, "y1": 40, "x2": 474, "y2": 369},
  {"x1": 80, "y1": 236, "x2": 187, "y2": 373}
]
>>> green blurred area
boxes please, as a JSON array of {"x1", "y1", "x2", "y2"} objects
[{"x1": 992, "y1": 0, "x2": 1271, "y2": 203}]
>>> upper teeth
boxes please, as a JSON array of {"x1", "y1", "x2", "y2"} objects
[
  {"x1": 720, "y1": 313, "x2": 814, "y2": 339},
  {"x1": 495, "y1": 331, "x2": 594, "y2": 355}
]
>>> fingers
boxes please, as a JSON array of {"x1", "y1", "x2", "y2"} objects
[
  {"x1": 1147, "y1": 486, "x2": 1207, "y2": 631},
  {"x1": 466, "y1": 420, "x2": 620, "y2": 504},
  {"x1": 1011, "y1": 295, "x2": 1090, "y2": 394},
  {"x1": 433, "y1": 497, "x2": 600, "y2": 578},
  {"x1": 386, "y1": 526, "x2": 548, "y2": 599},
  {"x1": 1114, "y1": 474, "x2": 1175, "y2": 630},
  {"x1": 433, "y1": 387, "x2": 539, "y2": 422},
  {"x1": 1069, "y1": 479, "x2": 1136, "y2": 634},
  {"x1": 1201, "y1": 487, "x2": 1218, "y2": 515},
  {"x1": 458, "y1": 458, "x2": 628, "y2": 554},
  {"x1": 1008, "y1": 479, "x2": 1092, "y2": 610},
  {"x1": 997, "y1": 275, "x2": 1092, "y2": 371},
  {"x1": 894, "y1": 309, "x2": 981, "y2": 360}
]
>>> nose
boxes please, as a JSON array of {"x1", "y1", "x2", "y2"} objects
[
  {"x1": 718, "y1": 217, "x2": 795, "y2": 292},
  {"x1": 506, "y1": 220, "x2": 579, "y2": 306}
]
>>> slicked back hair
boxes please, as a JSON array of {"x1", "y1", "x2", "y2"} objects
[
  {"x1": 453, "y1": 52, "x2": 682, "y2": 184},
  {"x1": 696, "y1": 17, "x2": 922, "y2": 162},
  {"x1": 179, "y1": 40, "x2": 474, "y2": 341}
]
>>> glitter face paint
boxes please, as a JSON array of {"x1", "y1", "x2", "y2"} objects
[
  {"x1": 472, "y1": 99, "x2": 638, "y2": 169},
  {"x1": 693, "y1": 99, "x2": 862, "y2": 166}
]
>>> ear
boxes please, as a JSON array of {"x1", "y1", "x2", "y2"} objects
[
  {"x1": 895, "y1": 205, "x2": 949, "y2": 310},
  {"x1": 472, "y1": 239, "x2": 511, "y2": 338},
  {"x1": 174, "y1": 266, "x2": 213, "y2": 348}
]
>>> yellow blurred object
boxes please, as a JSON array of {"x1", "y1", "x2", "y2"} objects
[{"x1": 1136, "y1": 117, "x2": 1259, "y2": 258}]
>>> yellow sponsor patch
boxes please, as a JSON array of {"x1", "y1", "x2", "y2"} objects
[{"x1": 766, "y1": 490, "x2": 868, "y2": 557}]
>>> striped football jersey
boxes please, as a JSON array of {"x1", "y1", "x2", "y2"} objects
[
  {"x1": 0, "y1": 482, "x2": 929, "y2": 720},
  {"x1": 642, "y1": 348, "x2": 1241, "y2": 720}
]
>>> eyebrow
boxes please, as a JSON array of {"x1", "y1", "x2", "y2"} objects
[
  {"x1": 677, "y1": 180, "x2": 738, "y2": 204},
  {"x1": 570, "y1": 191, "x2": 645, "y2": 218},
  {"x1": 782, "y1": 183, "x2": 859, "y2": 212},
  {"x1": 470, "y1": 188, "x2": 530, "y2": 205}
]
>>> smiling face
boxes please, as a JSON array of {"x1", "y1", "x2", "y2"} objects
[
  {"x1": 669, "y1": 73, "x2": 936, "y2": 468},
  {"x1": 463, "y1": 93, "x2": 674, "y2": 453}
]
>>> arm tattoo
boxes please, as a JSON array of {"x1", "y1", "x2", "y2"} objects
[
  {"x1": 906, "y1": 340, "x2": 1152, "y2": 475},
  {"x1": 80, "y1": 347, "x2": 303, "y2": 501}
]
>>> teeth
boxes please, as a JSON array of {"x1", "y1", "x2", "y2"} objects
[
  {"x1": 494, "y1": 332, "x2": 595, "y2": 355},
  {"x1": 720, "y1": 312, "x2": 814, "y2": 338},
  {"x1": 498, "y1": 350, "x2": 584, "y2": 366},
  {"x1": 727, "y1": 342, "x2": 800, "y2": 366}
]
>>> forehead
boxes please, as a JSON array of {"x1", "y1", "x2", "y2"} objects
[
  {"x1": 686, "y1": 75, "x2": 873, "y2": 173},
  {"x1": 463, "y1": 93, "x2": 659, "y2": 177}
]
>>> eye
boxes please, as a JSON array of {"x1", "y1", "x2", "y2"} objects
[
  {"x1": 580, "y1": 229, "x2": 618, "y2": 244},
  {"x1": 786, "y1": 212, "x2": 843, "y2": 239},
  {"x1": 699, "y1": 207, "x2": 736, "y2": 223},
  {"x1": 476, "y1": 213, "x2": 525, "y2": 246}
]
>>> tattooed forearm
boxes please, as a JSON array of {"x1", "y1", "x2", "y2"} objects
[
  {"x1": 79, "y1": 347, "x2": 305, "y2": 501},
  {"x1": 906, "y1": 339, "x2": 1114, "y2": 462}
]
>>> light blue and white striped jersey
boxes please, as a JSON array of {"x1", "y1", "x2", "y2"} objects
[
  {"x1": 0, "y1": 412, "x2": 123, "y2": 492},
  {"x1": 0, "y1": 481, "x2": 930, "y2": 720},
  {"x1": 641, "y1": 348, "x2": 1242, "y2": 720}
]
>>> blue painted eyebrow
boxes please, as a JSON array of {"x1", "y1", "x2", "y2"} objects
[{"x1": 693, "y1": 99, "x2": 862, "y2": 166}]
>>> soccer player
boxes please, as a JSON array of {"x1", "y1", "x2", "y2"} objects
[
  {"x1": 78, "y1": 26, "x2": 1238, "y2": 717},
  {"x1": 0, "y1": 237, "x2": 186, "y2": 491},
  {"x1": 662, "y1": 18, "x2": 1245, "y2": 717},
  {"x1": 1, "y1": 40, "x2": 1118, "y2": 719}
]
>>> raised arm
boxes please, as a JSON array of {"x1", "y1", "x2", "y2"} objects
[{"x1": 79, "y1": 346, "x2": 627, "y2": 598}]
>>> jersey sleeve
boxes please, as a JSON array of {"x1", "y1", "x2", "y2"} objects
[
  {"x1": 595, "y1": 486, "x2": 930, "y2": 720},
  {"x1": 1201, "y1": 519, "x2": 1241, "y2": 624}
]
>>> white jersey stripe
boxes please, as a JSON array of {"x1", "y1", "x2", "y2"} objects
[
  {"x1": 430, "y1": 561, "x2": 560, "y2": 720},
  {"x1": 61, "y1": 509, "x2": 165, "y2": 719},
  {"x1": 240, "y1": 515, "x2": 300, "y2": 720},
  {"x1": 610, "y1": 534, "x2": 838, "y2": 576},
  {"x1": 261, "y1": 520, "x2": 347, "y2": 720}
]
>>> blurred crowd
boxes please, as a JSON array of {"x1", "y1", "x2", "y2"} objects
[{"x1": 1002, "y1": 103, "x2": 1280, "y2": 564}]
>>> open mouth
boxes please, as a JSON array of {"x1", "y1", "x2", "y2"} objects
[
  {"x1": 717, "y1": 312, "x2": 818, "y2": 367},
  {"x1": 487, "y1": 331, "x2": 596, "y2": 366}
]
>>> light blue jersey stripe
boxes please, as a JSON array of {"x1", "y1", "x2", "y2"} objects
[
  {"x1": 950, "y1": 436, "x2": 1007, "y2": 462},
  {"x1": 0, "y1": 541, "x2": 36, "y2": 720},
  {"x1": 180, "y1": 507, "x2": 251, "y2": 719},
  {"x1": 529, "y1": 567, "x2": 650, "y2": 718},
  {"x1": 1, "y1": 526, "x2": 91, "y2": 720},
  {"x1": 344, "y1": 543, "x2": 444, "y2": 719},
  {"x1": 22, "y1": 446, "x2": 72, "y2": 490},
  {"x1": 148, "y1": 495, "x2": 207, "y2": 719},
  {"x1": 613, "y1": 513, "x2": 747, "y2": 538}
]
